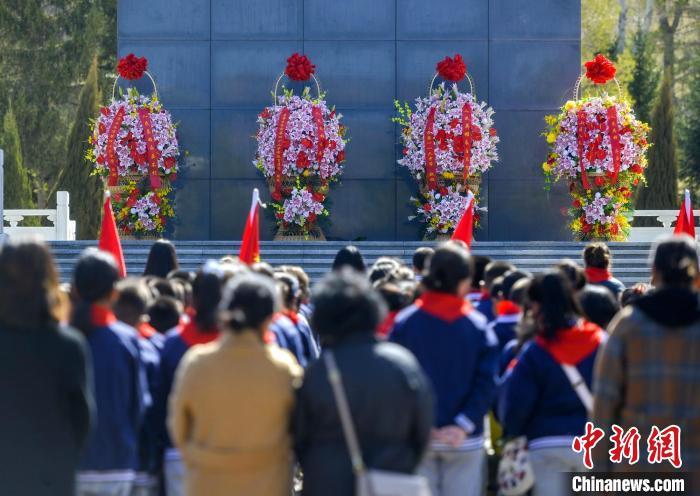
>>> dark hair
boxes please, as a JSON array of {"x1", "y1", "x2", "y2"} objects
[
  {"x1": 620, "y1": 283, "x2": 651, "y2": 307},
  {"x1": 274, "y1": 272, "x2": 300, "y2": 310},
  {"x1": 412, "y1": 247, "x2": 434, "y2": 273},
  {"x1": 583, "y1": 242, "x2": 612, "y2": 269},
  {"x1": 168, "y1": 269, "x2": 195, "y2": 284},
  {"x1": 312, "y1": 269, "x2": 385, "y2": 345},
  {"x1": 556, "y1": 259, "x2": 587, "y2": 291},
  {"x1": 147, "y1": 296, "x2": 182, "y2": 333},
  {"x1": 280, "y1": 266, "x2": 311, "y2": 301},
  {"x1": 527, "y1": 271, "x2": 581, "y2": 340},
  {"x1": 578, "y1": 285, "x2": 620, "y2": 329},
  {"x1": 71, "y1": 249, "x2": 120, "y2": 335},
  {"x1": 470, "y1": 255, "x2": 492, "y2": 291},
  {"x1": 332, "y1": 245, "x2": 366, "y2": 274},
  {"x1": 114, "y1": 279, "x2": 151, "y2": 327},
  {"x1": 509, "y1": 278, "x2": 531, "y2": 307},
  {"x1": 484, "y1": 261, "x2": 516, "y2": 288},
  {"x1": 192, "y1": 270, "x2": 224, "y2": 331},
  {"x1": 376, "y1": 281, "x2": 413, "y2": 312},
  {"x1": 500, "y1": 270, "x2": 532, "y2": 300},
  {"x1": 422, "y1": 242, "x2": 472, "y2": 294},
  {"x1": 0, "y1": 240, "x2": 62, "y2": 330},
  {"x1": 143, "y1": 240, "x2": 179, "y2": 278},
  {"x1": 220, "y1": 274, "x2": 278, "y2": 334},
  {"x1": 148, "y1": 277, "x2": 177, "y2": 299},
  {"x1": 652, "y1": 235, "x2": 700, "y2": 287},
  {"x1": 489, "y1": 276, "x2": 505, "y2": 299},
  {"x1": 369, "y1": 258, "x2": 401, "y2": 284}
]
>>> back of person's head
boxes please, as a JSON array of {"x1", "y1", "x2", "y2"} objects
[
  {"x1": 421, "y1": 242, "x2": 472, "y2": 295},
  {"x1": 332, "y1": 245, "x2": 366, "y2": 274},
  {"x1": 147, "y1": 296, "x2": 182, "y2": 333},
  {"x1": 375, "y1": 281, "x2": 413, "y2": 313},
  {"x1": 312, "y1": 269, "x2": 385, "y2": 346},
  {"x1": 220, "y1": 274, "x2": 279, "y2": 335},
  {"x1": 527, "y1": 271, "x2": 581, "y2": 340},
  {"x1": 501, "y1": 270, "x2": 532, "y2": 300},
  {"x1": 651, "y1": 235, "x2": 700, "y2": 288},
  {"x1": 192, "y1": 268, "x2": 224, "y2": 331},
  {"x1": 583, "y1": 242, "x2": 612, "y2": 269},
  {"x1": 412, "y1": 247, "x2": 434, "y2": 274},
  {"x1": 274, "y1": 272, "x2": 300, "y2": 311},
  {"x1": 557, "y1": 259, "x2": 587, "y2": 291},
  {"x1": 470, "y1": 255, "x2": 492, "y2": 291},
  {"x1": 168, "y1": 277, "x2": 193, "y2": 308},
  {"x1": 509, "y1": 277, "x2": 532, "y2": 307},
  {"x1": 620, "y1": 283, "x2": 651, "y2": 307},
  {"x1": 219, "y1": 258, "x2": 250, "y2": 283},
  {"x1": 280, "y1": 266, "x2": 311, "y2": 302},
  {"x1": 148, "y1": 277, "x2": 177, "y2": 299},
  {"x1": 168, "y1": 269, "x2": 195, "y2": 285},
  {"x1": 251, "y1": 261, "x2": 275, "y2": 278},
  {"x1": 71, "y1": 249, "x2": 120, "y2": 335},
  {"x1": 114, "y1": 278, "x2": 151, "y2": 327},
  {"x1": 489, "y1": 276, "x2": 505, "y2": 301},
  {"x1": 369, "y1": 257, "x2": 401, "y2": 284},
  {"x1": 484, "y1": 261, "x2": 516, "y2": 288},
  {"x1": 383, "y1": 265, "x2": 416, "y2": 284},
  {"x1": 578, "y1": 285, "x2": 620, "y2": 329},
  {"x1": 0, "y1": 240, "x2": 62, "y2": 330},
  {"x1": 143, "y1": 239, "x2": 179, "y2": 278}
]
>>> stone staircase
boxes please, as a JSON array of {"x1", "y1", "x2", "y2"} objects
[{"x1": 48, "y1": 241, "x2": 653, "y2": 286}]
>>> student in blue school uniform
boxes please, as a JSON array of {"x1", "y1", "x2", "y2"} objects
[{"x1": 390, "y1": 242, "x2": 499, "y2": 496}]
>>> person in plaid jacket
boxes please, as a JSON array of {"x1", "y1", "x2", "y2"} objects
[{"x1": 592, "y1": 235, "x2": 700, "y2": 484}]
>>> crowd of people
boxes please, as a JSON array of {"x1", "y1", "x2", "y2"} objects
[{"x1": 0, "y1": 235, "x2": 698, "y2": 496}]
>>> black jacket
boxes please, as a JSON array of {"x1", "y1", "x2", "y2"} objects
[
  {"x1": 0, "y1": 324, "x2": 93, "y2": 496},
  {"x1": 292, "y1": 334, "x2": 433, "y2": 496}
]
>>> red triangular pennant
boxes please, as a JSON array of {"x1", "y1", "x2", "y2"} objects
[
  {"x1": 451, "y1": 191, "x2": 475, "y2": 248},
  {"x1": 98, "y1": 192, "x2": 127, "y2": 278},
  {"x1": 239, "y1": 188, "x2": 261, "y2": 264},
  {"x1": 674, "y1": 189, "x2": 696, "y2": 239}
]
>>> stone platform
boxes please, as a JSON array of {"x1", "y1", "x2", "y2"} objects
[{"x1": 48, "y1": 241, "x2": 653, "y2": 286}]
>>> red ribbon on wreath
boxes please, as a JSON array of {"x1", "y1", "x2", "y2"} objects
[
  {"x1": 138, "y1": 108, "x2": 162, "y2": 190},
  {"x1": 273, "y1": 107, "x2": 291, "y2": 195},
  {"x1": 106, "y1": 106, "x2": 126, "y2": 186},
  {"x1": 424, "y1": 106, "x2": 438, "y2": 190},
  {"x1": 607, "y1": 106, "x2": 622, "y2": 184},
  {"x1": 461, "y1": 103, "x2": 473, "y2": 185},
  {"x1": 576, "y1": 109, "x2": 591, "y2": 190},
  {"x1": 312, "y1": 106, "x2": 326, "y2": 164}
]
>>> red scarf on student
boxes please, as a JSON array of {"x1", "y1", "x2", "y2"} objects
[
  {"x1": 91, "y1": 306, "x2": 117, "y2": 327},
  {"x1": 376, "y1": 310, "x2": 399, "y2": 338},
  {"x1": 496, "y1": 300, "x2": 521, "y2": 316},
  {"x1": 179, "y1": 321, "x2": 220, "y2": 347},
  {"x1": 535, "y1": 320, "x2": 605, "y2": 365},
  {"x1": 585, "y1": 267, "x2": 612, "y2": 284},
  {"x1": 137, "y1": 322, "x2": 157, "y2": 339},
  {"x1": 281, "y1": 310, "x2": 300, "y2": 325},
  {"x1": 415, "y1": 291, "x2": 473, "y2": 323}
]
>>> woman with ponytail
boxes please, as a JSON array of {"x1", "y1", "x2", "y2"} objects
[
  {"x1": 154, "y1": 265, "x2": 225, "y2": 496},
  {"x1": 390, "y1": 242, "x2": 499, "y2": 496},
  {"x1": 498, "y1": 271, "x2": 605, "y2": 495},
  {"x1": 72, "y1": 249, "x2": 148, "y2": 496},
  {"x1": 169, "y1": 274, "x2": 302, "y2": 496},
  {"x1": 592, "y1": 235, "x2": 700, "y2": 486}
]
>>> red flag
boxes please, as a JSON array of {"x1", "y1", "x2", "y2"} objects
[
  {"x1": 674, "y1": 189, "x2": 696, "y2": 238},
  {"x1": 451, "y1": 191, "x2": 475, "y2": 248},
  {"x1": 98, "y1": 192, "x2": 127, "y2": 278},
  {"x1": 239, "y1": 188, "x2": 262, "y2": 264}
]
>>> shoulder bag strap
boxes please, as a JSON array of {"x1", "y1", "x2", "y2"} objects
[
  {"x1": 324, "y1": 351, "x2": 367, "y2": 476},
  {"x1": 560, "y1": 363, "x2": 594, "y2": 413}
]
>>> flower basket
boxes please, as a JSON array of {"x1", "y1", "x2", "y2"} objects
[
  {"x1": 255, "y1": 53, "x2": 347, "y2": 240},
  {"x1": 88, "y1": 54, "x2": 180, "y2": 237},
  {"x1": 395, "y1": 54, "x2": 498, "y2": 238},
  {"x1": 274, "y1": 224, "x2": 326, "y2": 241},
  {"x1": 542, "y1": 55, "x2": 650, "y2": 242}
]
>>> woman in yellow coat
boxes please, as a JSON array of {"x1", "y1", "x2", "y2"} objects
[{"x1": 168, "y1": 274, "x2": 302, "y2": 496}]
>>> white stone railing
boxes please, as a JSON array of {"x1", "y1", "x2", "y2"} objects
[
  {"x1": 3, "y1": 191, "x2": 76, "y2": 240},
  {"x1": 628, "y1": 209, "x2": 698, "y2": 242}
]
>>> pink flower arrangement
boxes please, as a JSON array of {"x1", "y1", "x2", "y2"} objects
[
  {"x1": 410, "y1": 187, "x2": 479, "y2": 235},
  {"x1": 280, "y1": 188, "x2": 326, "y2": 226}
]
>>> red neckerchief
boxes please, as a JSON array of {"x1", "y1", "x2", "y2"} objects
[
  {"x1": 91, "y1": 306, "x2": 117, "y2": 327},
  {"x1": 137, "y1": 322, "x2": 157, "y2": 339},
  {"x1": 535, "y1": 320, "x2": 605, "y2": 365},
  {"x1": 264, "y1": 330, "x2": 276, "y2": 344},
  {"x1": 376, "y1": 310, "x2": 399, "y2": 338},
  {"x1": 480, "y1": 289, "x2": 490, "y2": 301},
  {"x1": 179, "y1": 321, "x2": 219, "y2": 347},
  {"x1": 281, "y1": 310, "x2": 299, "y2": 325},
  {"x1": 415, "y1": 291, "x2": 473, "y2": 323},
  {"x1": 585, "y1": 267, "x2": 612, "y2": 283},
  {"x1": 496, "y1": 300, "x2": 521, "y2": 316}
]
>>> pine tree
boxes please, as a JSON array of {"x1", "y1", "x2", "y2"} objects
[
  {"x1": 680, "y1": 53, "x2": 700, "y2": 192},
  {"x1": 0, "y1": 102, "x2": 34, "y2": 209},
  {"x1": 636, "y1": 71, "x2": 678, "y2": 210},
  {"x1": 60, "y1": 56, "x2": 103, "y2": 239},
  {"x1": 628, "y1": 29, "x2": 659, "y2": 125}
]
